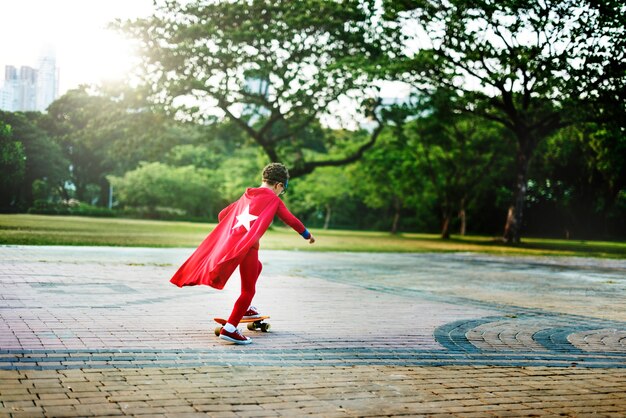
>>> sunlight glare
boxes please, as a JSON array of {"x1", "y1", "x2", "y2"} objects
[{"x1": 0, "y1": 0, "x2": 151, "y2": 93}]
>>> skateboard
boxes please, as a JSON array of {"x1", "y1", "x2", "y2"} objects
[{"x1": 213, "y1": 316, "x2": 271, "y2": 336}]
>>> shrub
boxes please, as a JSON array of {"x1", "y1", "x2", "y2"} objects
[{"x1": 108, "y1": 162, "x2": 223, "y2": 218}]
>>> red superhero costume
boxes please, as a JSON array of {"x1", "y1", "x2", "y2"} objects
[{"x1": 170, "y1": 187, "x2": 308, "y2": 290}]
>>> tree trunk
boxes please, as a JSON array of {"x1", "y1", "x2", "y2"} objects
[
  {"x1": 458, "y1": 197, "x2": 466, "y2": 236},
  {"x1": 323, "y1": 204, "x2": 331, "y2": 229},
  {"x1": 503, "y1": 146, "x2": 532, "y2": 244},
  {"x1": 391, "y1": 197, "x2": 401, "y2": 234},
  {"x1": 74, "y1": 182, "x2": 86, "y2": 203},
  {"x1": 99, "y1": 177, "x2": 110, "y2": 207},
  {"x1": 441, "y1": 215, "x2": 451, "y2": 239},
  {"x1": 57, "y1": 182, "x2": 71, "y2": 202},
  {"x1": 503, "y1": 205, "x2": 515, "y2": 241}
]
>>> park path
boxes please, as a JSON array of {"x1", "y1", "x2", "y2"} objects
[{"x1": 1, "y1": 245, "x2": 625, "y2": 416}]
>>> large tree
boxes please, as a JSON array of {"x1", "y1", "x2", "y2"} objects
[
  {"x1": 348, "y1": 127, "x2": 422, "y2": 234},
  {"x1": 384, "y1": 0, "x2": 625, "y2": 243},
  {"x1": 528, "y1": 123, "x2": 626, "y2": 239},
  {"x1": 0, "y1": 121, "x2": 25, "y2": 210},
  {"x1": 43, "y1": 85, "x2": 197, "y2": 205},
  {"x1": 119, "y1": 0, "x2": 389, "y2": 177},
  {"x1": 403, "y1": 91, "x2": 514, "y2": 238},
  {"x1": 0, "y1": 112, "x2": 69, "y2": 210}
]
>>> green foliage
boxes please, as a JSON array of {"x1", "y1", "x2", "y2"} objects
[
  {"x1": 119, "y1": 0, "x2": 390, "y2": 176},
  {"x1": 165, "y1": 144, "x2": 221, "y2": 169},
  {"x1": 0, "y1": 122, "x2": 26, "y2": 209},
  {"x1": 383, "y1": 0, "x2": 626, "y2": 242},
  {"x1": 0, "y1": 2, "x2": 624, "y2": 241},
  {"x1": 27, "y1": 200, "x2": 115, "y2": 217},
  {"x1": 286, "y1": 166, "x2": 354, "y2": 229},
  {"x1": 345, "y1": 128, "x2": 424, "y2": 232},
  {"x1": 213, "y1": 147, "x2": 266, "y2": 203},
  {"x1": 405, "y1": 91, "x2": 516, "y2": 237},
  {"x1": 6, "y1": 112, "x2": 70, "y2": 206},
  {"x1": 43, "y1": 84, "x2": 197, "y2": 205},
  {"x1": 108, "y1": 162, "x2": 222, "y2": 218},
  {"x1": 528, "y1": 123, "x2": 626, "y2": 238},
  {"x1": 386, "y1": 0, "x2": 623, "y2": 112}
]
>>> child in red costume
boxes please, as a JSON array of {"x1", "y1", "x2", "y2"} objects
[{"x1": 170, "y1": 163, "x2": 315, "y2": 344}]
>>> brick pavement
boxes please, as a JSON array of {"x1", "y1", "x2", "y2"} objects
[{"x1": 1, "y1": 245, "x2": 625, "y2": 417}]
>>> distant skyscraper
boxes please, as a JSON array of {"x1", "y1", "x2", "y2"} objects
[
  {"x1": 36, "y1": 46, "x2": 59, "y2": 111},
  {"x1": 0, "y1": 66, "x2": 17, "y2": 110},
  {"x1": 5, "y1": 66, "x2": 17, "y2": 80},
  {"x1": 0, "y1": 65, "x2": 37, "y2": 111},
  {"x1": 0, "y1": 47, "x2": 59, "y2": 112},
  {"x1": 19, "y1": 66, "x2": 38, "y2": 111},
  {"x1": 0, "y1": 85, "x2": 13, "y2": 111}
]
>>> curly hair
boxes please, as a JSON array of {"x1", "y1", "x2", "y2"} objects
[{"x1": 262, "y1": 163, "x2": 289, "y2": 186}]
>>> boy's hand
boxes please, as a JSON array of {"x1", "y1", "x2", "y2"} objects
[{"x1": 308, "y1": 234, "x2": 316, "y2": 244}]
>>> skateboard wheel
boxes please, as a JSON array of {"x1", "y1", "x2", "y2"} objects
[
  {"x1": 214, "y1": 326, "x2": 222, "y2": 337},
  {"x1": 247, "y1": 323, "x2": 255, "y2": 331},
  {"x1": 261, "y1": 323, "x2": 271, "y2": 332}
]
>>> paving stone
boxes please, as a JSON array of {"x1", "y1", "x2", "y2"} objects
[{"x1": 1, "y1": 246, "x2": 625, "y2": 416}]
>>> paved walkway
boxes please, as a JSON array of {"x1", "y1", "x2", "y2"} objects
[{"x1": 0, "y1": 245, "x2": 625, "y2": 417}]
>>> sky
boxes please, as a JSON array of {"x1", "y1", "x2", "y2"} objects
[{"x1": 0, "y1": 0, "x2": 154, "y2": 94}]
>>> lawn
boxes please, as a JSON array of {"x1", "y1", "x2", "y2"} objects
[{"x1": 1, "y1": 214, "x2": 624, "y2": 258}]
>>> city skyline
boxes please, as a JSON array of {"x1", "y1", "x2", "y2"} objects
[
  {"x1": 0, "y1": 0, "x2": 153, "y2": 95},
  {"x1": 0, "y1": 48, "x2": 59, "y2": 112}
]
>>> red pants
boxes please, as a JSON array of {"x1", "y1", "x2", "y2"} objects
[{"x1": 227, "y1": 247, "x2": 262, "y2": 326}]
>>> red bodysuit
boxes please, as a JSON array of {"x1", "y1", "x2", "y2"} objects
[{"x1": 170, "y1": 187, "x2": 309, "y2": 325}]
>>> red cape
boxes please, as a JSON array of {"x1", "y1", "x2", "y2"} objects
[{"x1": 170, "y1": 188, "x2": 280, "y2": 289}]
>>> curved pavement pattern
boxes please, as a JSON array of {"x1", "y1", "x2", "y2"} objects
[{"x1": 1, "y1": 245, "x2": 625, "y2": 416}]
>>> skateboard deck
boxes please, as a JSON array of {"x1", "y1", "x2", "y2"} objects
[{"x1": 213, "y1": 316, "x2": 271, "y2": 336}]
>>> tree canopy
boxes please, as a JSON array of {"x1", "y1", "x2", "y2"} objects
[
  {"x1": 119, "y1": 0, "x2": 391, "y2": 177},
  {"x1": 0, "y1": 0, "x2": 624, "y2": 241},
  {"x1": 383, "y1": 0, "x2": 626, "y2": 242}
]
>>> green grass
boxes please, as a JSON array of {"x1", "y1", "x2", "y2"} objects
[{"x1": 1, "y1": 214, "x2": 625, "y2": 258}]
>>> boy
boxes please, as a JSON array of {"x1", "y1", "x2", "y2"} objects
[{"x1": 170, "y1": 163, "x2": 315, "y2": 344}]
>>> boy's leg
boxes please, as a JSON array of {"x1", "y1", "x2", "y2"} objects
[{"x1": 226, "y1": 247, "x2": 262, "y2": 327}]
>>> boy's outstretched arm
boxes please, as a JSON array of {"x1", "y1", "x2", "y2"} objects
[{"x1": 276, "y1": 200, "x2": 315, "y2": 244}]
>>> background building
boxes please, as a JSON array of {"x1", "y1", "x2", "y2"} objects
[
  {"x1": 36, "y1": 47, "x2": 59, "y2": 111},
  {"x1": 0, "y1": 48, "x2": 59, "y2": 112}
]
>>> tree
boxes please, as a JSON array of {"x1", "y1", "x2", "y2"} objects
[
  {"x1": 347, "y1": 127, "x2": 422, "y2": 234},
  {"x1": 108, "y1": 162, "x2": 221, "y2": 218},
  {"x1": 43, "y1": 85, "x2": 199, "y2": 205},
  {"x1": 0, "y1": 122, "x2": 26, "y2": 210},
  {"x1": 528, "y1": 123, "x2": 626, "y2": 238},
  {"x1": 119, "y1": 0, "x2": 389, "y2": 177},
  {"x1": 384, "y1": 0, "x2": 625, "y2": 242},
  {"x1": 402, "y1": 91, "x2": 514, "y2": 238},
  {"x1": 289, "y1": 166, "x2": 354, "y2": 230},
  {"x1": 213, "y1": 146, "x2": 267, "y2": 203},
  {"x1": 0, "y1": 112, "x2": 69, "y2": 210}
]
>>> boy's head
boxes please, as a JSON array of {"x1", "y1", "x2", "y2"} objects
[
  {"x1": 262, "y1": 163, "x2": 289, "y2": 195},
  {"x1": 262, "y1": 163, "x2": 289, "y2": 186}
]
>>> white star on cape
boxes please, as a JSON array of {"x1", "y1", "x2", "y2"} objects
[{"x1": 232, "y1": 205, "x2": 258, "y2": 231}]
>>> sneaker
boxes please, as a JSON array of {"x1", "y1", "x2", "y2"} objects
[
  {"x1": 219, "y1": 328, "x2": 252, "y2": 345},
  {"x1": 243, "y1": 306, "x2": 261, "y2": 319}
]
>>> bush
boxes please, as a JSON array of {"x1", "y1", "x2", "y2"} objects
[
  {"x1": 28, "y1": 200, "x2": 115, "y2": 217},
  {"x1": 108, "y1": 162, "x2": 223, "y2": 218}
]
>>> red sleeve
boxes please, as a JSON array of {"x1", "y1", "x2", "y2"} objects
[
  {"x1": 218, "y1": 201, "x2": 236, "y2": 222},
  {"x1": 276, "y1": 200, "x2": 306, "y2": 234}
]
